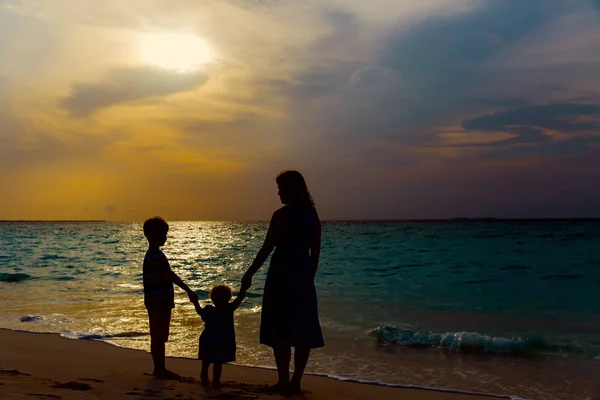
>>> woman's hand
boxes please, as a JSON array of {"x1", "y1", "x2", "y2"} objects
[{"x1": 187, "y1": 289, "x2": 199, "y2": 303}]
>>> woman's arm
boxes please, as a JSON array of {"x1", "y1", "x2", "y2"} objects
[
  {"x1": 241, "y1": 209, "x2": 284, "y2": 289},
  {"x1": 310, "y1": 218, "x2": 322, "y2": 280}
]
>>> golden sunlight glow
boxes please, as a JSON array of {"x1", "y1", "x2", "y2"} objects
[{"x1": 140, "y1": 33, "x2": 213, "y2": 71}]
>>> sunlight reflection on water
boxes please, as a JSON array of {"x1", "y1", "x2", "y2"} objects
[{"x1": 1, "y1": 221, "x2": 600, "y2": 399}]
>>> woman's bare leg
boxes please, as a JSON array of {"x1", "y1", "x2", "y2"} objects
[
  {"x1": 201, "y1": 361, "x2": 210, "y2": 385},
  {"x1": 290, "y1": 347, "x2": 310, "y2": 392},
  {"x1": 273, "y1": 347, "x2": 291, "y2": 388},
  {"x1": 213, "y1": 363, "x2": 223, "y2": 388}
]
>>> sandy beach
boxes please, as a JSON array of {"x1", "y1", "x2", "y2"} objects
[{"x1": 0, "y1": 329, "x2": 505, "y2": 400}]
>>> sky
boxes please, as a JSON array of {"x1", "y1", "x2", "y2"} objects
[{"x1": 1, "y1": 0, "x2": 600, "y2": 221}]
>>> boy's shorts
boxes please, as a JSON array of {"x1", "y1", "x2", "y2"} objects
[{"x1": 147, "y1": 306, "x2": 172, "y2": 343}]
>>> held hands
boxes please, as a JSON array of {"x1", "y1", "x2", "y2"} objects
[
  {"x1": 192, "y1": 299, "x2": 203, "y2": 316},
  {"x1": 187, "y1": 290, "x2": 199, "y2": 304}
]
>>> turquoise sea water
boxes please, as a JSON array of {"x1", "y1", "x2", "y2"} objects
[{"x1": 1, "y1": 221, "x2": 599, "y2": 399}]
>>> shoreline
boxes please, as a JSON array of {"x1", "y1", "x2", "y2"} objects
[{"x1": 0, "y1": 328, "x2": 515, "y2": 400}]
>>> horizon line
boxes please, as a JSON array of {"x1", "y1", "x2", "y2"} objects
[{"x1": 2, "y1": 217, "x2": 600, "y2": 223}]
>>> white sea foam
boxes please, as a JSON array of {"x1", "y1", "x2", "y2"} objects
[
  {"x1": 60, "y1": 330, "x2": 147, "y2": 340},
  {"x1": 0, "y1": 327, "x2": 529, "y2": 399}
]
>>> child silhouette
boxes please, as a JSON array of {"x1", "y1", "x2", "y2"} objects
[
  {"x1": 142, "y1": 216, "x2": 198, "y2": 379},
  {"x1": 193, "y1": 284, "x2": 247, "y2": 387}
]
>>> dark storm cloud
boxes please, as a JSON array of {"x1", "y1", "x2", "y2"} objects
[{"x1": 62, "y1": 66, "x2": 208, "y2": 116}]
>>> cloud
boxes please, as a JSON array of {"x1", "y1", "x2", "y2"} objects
[
  {"x1": 312, "y1": 0, "x2": 594, "y2": 138},
  {"x1": 381, "y1": 1, "x2": 574, "y2": 90},
  {"x1": 463, "y1": 103, "x2": 600, "y2": 133},
  {"x1": 62, "y1": 66, "x2": 208, "y2": 116},
  {"x1": 481, "y1": 127, "x2": 553, "y2": 147},
  {"x1": 3, "y1": 0, "x2": 600, "y2": 219},
  {"x1": 500, "y1": 134, "x2": 600, "y2": 158},
  {"x1": 433, "y1": 103, "x2": 600, "y2": 150},
  {"x1": 278, "y1": 1, "x2": 600, "y2": 156}
]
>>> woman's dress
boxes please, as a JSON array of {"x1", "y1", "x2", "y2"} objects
[{"x1": 260, "y1": 205, "x2": 324, "y2": 349}]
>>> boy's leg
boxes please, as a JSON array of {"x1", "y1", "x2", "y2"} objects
[
  {"x1": 212, "y1": 363, "x2": 223, "y2": 388},
  {"x1": 148, "y1": 306, "x2": 177, "y2": 378},
  {"x1": 290, "y1": 347, "x2": 310, "y2": 392},
  {"x1": 150, "y1": 340, "x2": 165, "y2": 373},
  {"x1": 200, "y1": 361, "x2": 210, "y2": 385}
]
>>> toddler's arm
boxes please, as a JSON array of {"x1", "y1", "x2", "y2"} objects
[
  {"x1": 193, "y1": 300, "x2": 204, "y2": 318},
  {"x1": 231, "y1": 286, "x2": 247, "y2": 310}
]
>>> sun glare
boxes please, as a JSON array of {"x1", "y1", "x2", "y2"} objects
[{"x1": 140, "y1": 33, "x2": 213, "y2": 72}]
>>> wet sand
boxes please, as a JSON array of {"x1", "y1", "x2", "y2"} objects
[{"x1": 0, "y1": 329, "x2": 503, "y2": 400}]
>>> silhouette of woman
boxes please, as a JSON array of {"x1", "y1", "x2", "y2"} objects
[{"x1": 242, "y1": 170, "x2": 324, "y2": 393}]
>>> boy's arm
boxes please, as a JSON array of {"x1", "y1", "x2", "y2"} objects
[
  {"x1": 231, "y1": 286, "x2": 247, "y2": 310},
  {"x1": 158, "y1": 257, "x2": 198, "y2": 303},
  {"x1": 169, "y1": 270, "x2": 199, "y2": 303}
]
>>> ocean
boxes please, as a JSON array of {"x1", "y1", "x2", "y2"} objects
[{"x1": 1, "y1": 220, "x2": 599, "y2": 399}]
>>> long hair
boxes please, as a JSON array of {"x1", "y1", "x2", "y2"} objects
[{"x1": 276, "y1": 170, "x2": 315, "y2": 210}]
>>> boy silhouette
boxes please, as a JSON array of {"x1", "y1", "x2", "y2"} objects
[{"x1": 143, "y1": 216, "x2": 198, "y2": 379}]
